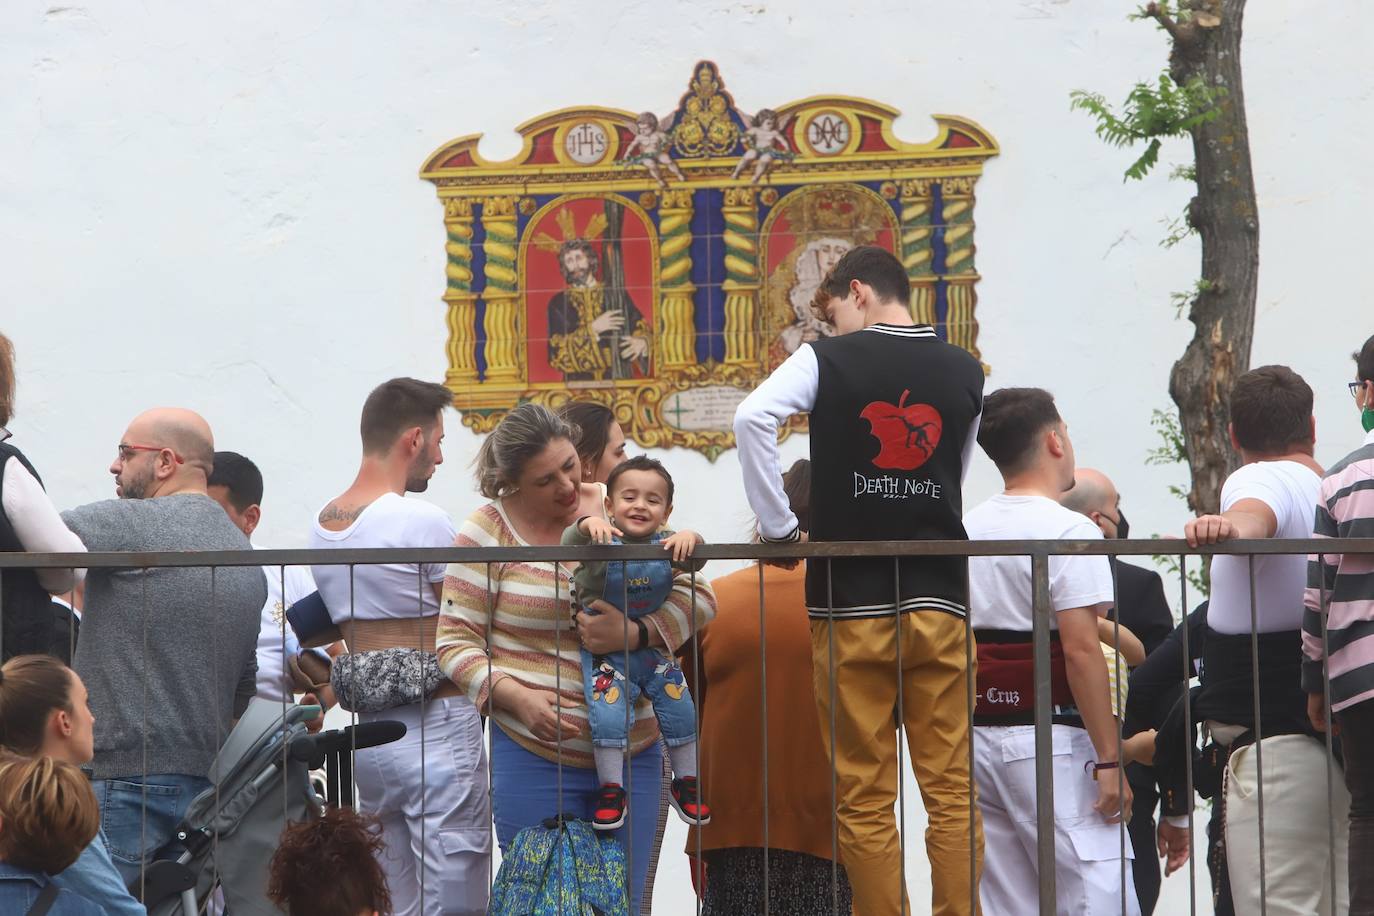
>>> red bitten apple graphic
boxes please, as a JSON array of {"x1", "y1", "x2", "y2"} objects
[{"x1": 860, "y1": 389, "x2": 943, "y2": 470}]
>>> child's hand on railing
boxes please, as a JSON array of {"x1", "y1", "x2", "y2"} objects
[
  {"x1": 580, "y1": 516, "x2": 623, "y2": 544},
  {"x1": 663, "y1": 529, "x2": 704, "y2": 563}
]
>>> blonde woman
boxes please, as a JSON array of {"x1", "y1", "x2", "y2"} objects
[{"x1": 437, "y1": 403, "x2": 716, "y2": 913}]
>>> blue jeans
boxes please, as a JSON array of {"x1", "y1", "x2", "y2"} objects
[
  {"x1": 52, "y1": 827, "x2": 145, "y2": 916},
  {"x1": 581, "y1": 646, "x2": 697, "y2": 749},
  {"x1": 490, "y1": 725, "x2": 662, "y2": 913},
  {"x1": 92, "y1": 774, "x2": 211, "y2": 886}
]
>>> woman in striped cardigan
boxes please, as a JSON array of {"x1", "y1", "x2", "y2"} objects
[{"x1": 436, "y1": 404, "x2": 716, "y2": 912}]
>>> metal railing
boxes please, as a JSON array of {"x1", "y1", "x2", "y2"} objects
[{"x1": 3, "y1": 536, "x2": 1370, "y2": 915}]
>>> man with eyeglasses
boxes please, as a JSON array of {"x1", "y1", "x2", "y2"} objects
[{"x1": 60, "y1": 408, "x2": 265, "y2": 887}]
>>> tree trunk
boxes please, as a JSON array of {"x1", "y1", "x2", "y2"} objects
[{"x1": 1155, "y1": 0, "x2": 1259, "y2": 515}]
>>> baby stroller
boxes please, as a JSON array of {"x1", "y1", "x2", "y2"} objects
[{"x1": 138, "y1": 698, "x2": 405, "y2": 915}]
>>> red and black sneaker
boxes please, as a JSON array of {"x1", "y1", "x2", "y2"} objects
[
  {"x1": 669, "y1": 776, "x2": 711, "y2": 826},
  {"x1": 592, "y1": 783, "x2": 627, "y2": 831}
]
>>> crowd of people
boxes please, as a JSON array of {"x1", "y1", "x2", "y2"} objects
[{"x1": 0, "y1": 246, "x2": 1371, "y2": 915}]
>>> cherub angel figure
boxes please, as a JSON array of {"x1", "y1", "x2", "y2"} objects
[
  {"x1": 731, "y1": 108, "x2": 795, "y2": 184},
  {"x1": 621, "y1": 112, "x2": 686, "y2": 189}
]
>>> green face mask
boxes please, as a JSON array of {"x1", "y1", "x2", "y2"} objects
[{"x1": 1363, "y1": 407, "x2": 1374, "y2": 433}]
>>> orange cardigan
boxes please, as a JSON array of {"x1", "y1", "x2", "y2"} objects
[{"x1": 683, "y1": 563, "x2": 840, "y2": 861}]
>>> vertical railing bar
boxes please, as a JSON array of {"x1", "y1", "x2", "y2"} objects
[
  {"x1": 279, "y1": 564, "x2": 289, "y2": 827},
  {"x1": 211, "y1": 565, "x2": 221, "y2": 895},
  {"x1": 1111, "y1": 554, "x2": 1126, "y2": 915},
  {"x1": 1318, "y1": 551, "x2": 1338, "y2": 909},
  {"x1": 1178, "y1": 553, "x2": 1197, "y2": 916},
  {"x1": 691, "y1": 564, "x2": 703, "y2": 916},
  {"x1": 140, "y1": 568, "x2": 149, "y2": 901},
  {"x1": 621, "y1": 559, "x2": 633, "y2": 908},
  {"x1": 1247, "y1": 553, "x2": 1267, "y2": 916},
  {"x1": 554, "y1": 559, "x2": 565, "y2": 906},
  {"x1": 965, "y1": 563, "x2": 977, "y2": 915},
  {"x1": 1030, "y1": 551, "x2": 1056, "y2": 916},
  {"x1": 417, "y1": 567, "x2": 427, "y2": 911},
  {"x1": 892, "y1": 557, "x2": 907, "y2": 915},
  {"x1": 827, "y1": 558, "x2": 839, "y2": 916},
  {"x1": 758, "y1": 561, "x2": 770, "y2": 915},
  {"x1": 485, "y1": 560, "x2": 496, "y2": 901},
  {"x1": 348, "y1": 564, "x2": 357, "y2": 791},
  {"x1": 68, "y1": 569, "x2": 76, "y2": 661}
]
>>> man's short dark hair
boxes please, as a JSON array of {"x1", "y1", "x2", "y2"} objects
[
  {"x1": 360, "y1": 378, "x2": 451, "y2": 455},
  {"x1": 977, "y1": 388, "x2": 1062, "y2": 475},
  {"x1": 208, "y1": 451, "x2": 263, "y2": 512},
  {"x1": 1356, "y1": 334, "x2": 1374, "y2": 384},
  {"x1": 1230, "y1": 365, "x2": 1313, "y2": 454},
  {"x1": 606, "y1": 454, "x2": 674, "y2": 504},
  {"x1": 818, "y1": 245, "x2": 910, "y2": 307}
]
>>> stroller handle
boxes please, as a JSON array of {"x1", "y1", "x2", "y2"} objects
[{"x1": 287, "y1": 720, "x2": 407, "y2": 768}]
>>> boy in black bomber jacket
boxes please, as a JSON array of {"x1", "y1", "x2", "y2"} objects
[{"x1": 734, "y1": 246, "x2": 984, "y2": 916}]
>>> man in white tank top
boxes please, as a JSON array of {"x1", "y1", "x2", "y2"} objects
[
  {"x1": 310, "y1": 378, "x2": 490, "y2": 916},
  {"x1": 1177, "y1": 365, "x2": 1349, "y2": 915}
]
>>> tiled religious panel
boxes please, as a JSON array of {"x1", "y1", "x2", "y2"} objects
[{"x1": 420, "y1": 62, "x2": 997, "y2": 458}]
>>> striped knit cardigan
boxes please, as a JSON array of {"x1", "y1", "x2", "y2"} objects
[
  {"x1": 1302, "y1": 430, "x2": 1374, "y2": 712},
  {"x1": 436, "y1": 501, "x2": 717, "y2": 767}
]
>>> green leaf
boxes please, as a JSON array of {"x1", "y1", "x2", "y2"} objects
[
  {"x1": 1125, "y1": 138, "x2": 1163, "y2": 181},
  {"x1": 1071, "y1": 70, "x2": 1227, "y2": 180}
]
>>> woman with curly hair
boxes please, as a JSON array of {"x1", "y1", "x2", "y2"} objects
[{"x1": 267, "y1": 808, "x2": 393, "y2": 916}]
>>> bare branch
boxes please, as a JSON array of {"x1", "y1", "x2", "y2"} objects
[{"x1": 1144, "y1": 2, "x2": 1187, "y2": 42}]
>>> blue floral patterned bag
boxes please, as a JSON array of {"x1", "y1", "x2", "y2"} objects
[{"x1": 489, "y1": 813, "x2": 629, "y2": 916}]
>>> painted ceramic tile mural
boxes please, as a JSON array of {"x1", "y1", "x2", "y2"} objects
[{"x1": 420, "y1": 61, "x2": 998, "y2": 458}]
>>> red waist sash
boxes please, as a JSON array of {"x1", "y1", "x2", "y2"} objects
[{"x1": 974, "y1": 631, "x2": 1074, "y2": 719}]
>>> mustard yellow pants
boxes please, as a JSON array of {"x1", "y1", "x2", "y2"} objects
[{"x1": 811, "y1": 612, "x2": 983, "y2": 916}]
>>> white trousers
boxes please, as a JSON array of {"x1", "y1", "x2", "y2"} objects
[
  {"x1": 354, "y1": 695, "x2": 492, "y2": 916},
  {"x1": 974, "y1": 724, "x2": 1140, "y2": 916},
  {"x1": 1225, "y1": 733, "x2": 1350, "y2": 916}
]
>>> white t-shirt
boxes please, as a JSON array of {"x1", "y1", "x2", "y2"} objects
[
  {"x1": 965, "y1": 494, "x2": 1115, "y2": 630},
  {"x1": 1207, "y1": 460, "x2": 1320, "y2": 635},
  {"x1": 252, "y1": 550, "x2": 318, "y2": 704},
  {"x1": 309, "y1": 492, "x2": 456, "y2": 623}
]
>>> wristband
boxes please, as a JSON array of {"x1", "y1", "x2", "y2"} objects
[
  {"x1": 1085, "y1": 760, "x2": 1120, "y2": 781},
  {"x1": 635, "y1": 619, "x2": 650, "y2": 651}
]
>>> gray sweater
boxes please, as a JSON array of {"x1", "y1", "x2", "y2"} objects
[{"x1": 62, "y1": 493, "x2": 265, "y2": 780}]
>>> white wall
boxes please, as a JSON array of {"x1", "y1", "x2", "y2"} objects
[{"x1": 5, "y1": 2, "x2": 1370, "y2": 909}]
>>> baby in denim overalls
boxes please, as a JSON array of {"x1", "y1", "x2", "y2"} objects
[{"x1": 563, "y1": 455, "x2": 710, "y2": 830}]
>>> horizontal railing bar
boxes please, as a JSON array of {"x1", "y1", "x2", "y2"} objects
[{"x1": 2, "y1": 537, "x2": 1373, "y2": 569}]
